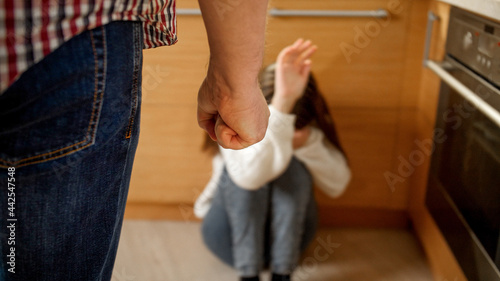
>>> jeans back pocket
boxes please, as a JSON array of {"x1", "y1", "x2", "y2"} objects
[{"x1": 0, "y1": 26, "x2": 107, "y2": 168}]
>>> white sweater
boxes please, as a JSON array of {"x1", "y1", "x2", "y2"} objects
[{"x1": 194, "y1": 105, "x2": 351, "y2": 218}]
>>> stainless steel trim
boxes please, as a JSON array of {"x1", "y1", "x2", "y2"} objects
[
  {"x1": 423, "y1": 11, "x2": 439, "y2": 66},
  {"x1": 425, "y1": 60, "x2": 500, "y2": 127},
  {"x1": 268, "y1": 8, "x2": 388, "y2": 18},
  {"x1": 176, "y1": 8, "x2": 202, "y2": 15}
]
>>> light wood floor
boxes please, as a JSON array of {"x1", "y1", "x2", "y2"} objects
[{"x1": 112, "y1": 220, "x2": 434, "y2": 281}]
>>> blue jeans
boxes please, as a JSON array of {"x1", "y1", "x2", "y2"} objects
[
  {"x1": 201, "y1": 158, "x2": 318, "y2": 277},
  {"x1": 0, "y1": 21, "x2": 142, "y2": 281}
]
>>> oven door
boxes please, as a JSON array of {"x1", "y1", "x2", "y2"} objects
[{"x1": 425, "y1": 55, "x2": 500, "y2": 281}]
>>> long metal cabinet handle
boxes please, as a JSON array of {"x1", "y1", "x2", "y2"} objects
[
  {"x1": 423, "y1": 12, "x2": 500, "y2": 128},
  {"x1": 269, "y1": 8, "x2": 388, "y2": 18},
  {"x1": 176, "y1": 8, "x2": 389, "y2": 18},
  {"x1": 176, "y1": 8, "x2": 202, "y2": 15}
]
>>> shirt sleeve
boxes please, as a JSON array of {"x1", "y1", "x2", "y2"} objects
[
  {"x1": 193, "y1": 154, "x2": 225, "y2": 219},
  {"x1": 294, "y1": 127, "x2": 351, "y2": 198},
  {"x1": 219, "y1": 105, "x2": 296, "y2": 190}
]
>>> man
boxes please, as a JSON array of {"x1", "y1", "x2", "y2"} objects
[{"x1": 0, "y1": 0, "x2": 269, "y2": 280}]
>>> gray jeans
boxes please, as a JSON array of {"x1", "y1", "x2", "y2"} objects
[{"x1": 201, "y1": 157, "x2": 318, "y2": 276}]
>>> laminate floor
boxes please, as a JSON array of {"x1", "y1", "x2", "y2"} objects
[{"x1": 112, "y1": 220, "x2": 434, "y2": 281}]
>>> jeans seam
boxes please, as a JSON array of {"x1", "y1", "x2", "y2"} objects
[
  {"x1": 98, "y1": 23, "x2": 140, "y2": 279},
  {"x1": 125, "y1": 23, "x2": 142, "y2": 139},
  {"x1": 0, "y1": 26, "x2": 106, "y2": 169}
]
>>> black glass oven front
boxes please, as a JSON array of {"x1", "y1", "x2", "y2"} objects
[{"x1": 426, "y1": 55, "x2": 500, "y2": 281}]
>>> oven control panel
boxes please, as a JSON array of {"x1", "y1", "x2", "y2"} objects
[{"x1": 447, "y1": 8, "x2": 500, "y2": 87}]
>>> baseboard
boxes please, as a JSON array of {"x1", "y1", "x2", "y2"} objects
[
  {"x1": 318, "y1": 206, "x2": 409, "y2": 228},
  {"x1": 124, "y1": 202, "x2": 409, "y2": 228},
  {"x1": 124, "y1": 202, "x2": 202, "y2": 222},
  {"x1": 410, "y1": 204, "x2": 468, "y2": 281}
]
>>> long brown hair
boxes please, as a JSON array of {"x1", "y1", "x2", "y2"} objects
[{"x1": 203, "y1": 63, "x2": 347, "y2": 159}]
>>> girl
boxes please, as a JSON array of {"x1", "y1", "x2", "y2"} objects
[{"x1": 194, "y1": 39, "x2": 351, "y2": 281}]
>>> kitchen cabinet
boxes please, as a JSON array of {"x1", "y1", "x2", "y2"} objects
[
  {"x1": 408, "y1": 2, "x2": 469, "y2": 281},
  {"x1": 126, "y1": 0, "x2": 433, "y2": 226},
  {"x1": 125, "y1": 4, "x2": 212, "y2": 220},
  {"x1": 262, "y1": 0, "x2": 423, "y2": 227},
  {"x1": 124, "y1": 0, "x2": 500, "y2": 280}
]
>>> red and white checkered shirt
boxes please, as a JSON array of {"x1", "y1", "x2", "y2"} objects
[{"x1": 0, "y1": 0, "x2": 177, "y2": 93}]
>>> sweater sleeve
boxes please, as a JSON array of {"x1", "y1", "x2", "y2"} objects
[
  {"x1": 219, "y1": 105, "x2": 296, "y2": 190},
  {"x1": 193, "y1": 154, "x2": 224, "y2": 219},
  {"x1": 294, "y1": 127, "x2": 351, "y2": 198}
]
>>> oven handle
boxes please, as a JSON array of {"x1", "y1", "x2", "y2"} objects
[
  {"x1": 426, "y1": 60, "x2": 500, "y2": 127},
  {"x1": 423, "y1": 12, "x2": 500, "y2": 128}
]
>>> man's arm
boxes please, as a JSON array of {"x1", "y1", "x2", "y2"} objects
[{"x1": 197, "y1": 0, "x2": 270, "y2": 150}]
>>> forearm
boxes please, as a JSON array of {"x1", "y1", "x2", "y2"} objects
[
  {"x1": 197, "y1": 0, "x2": 270, "y2": 149},
  {"x1": 198, "y1": 0, "x2": 268, "y2": 92}
]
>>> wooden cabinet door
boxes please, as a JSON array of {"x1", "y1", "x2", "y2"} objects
[
  {"x1": 127, "y1": 1, "x2": 213, "y2": 219},
  {"x1": 264, "y1": 0, "x2": 426, "y2": 223},
  {"x1": 126, "y1": 0, "x2": 427, "y2": 226}
]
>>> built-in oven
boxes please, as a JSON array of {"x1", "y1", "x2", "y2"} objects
[{"x1": 424, "y1": 7, "x2": 500, "y2": 281}]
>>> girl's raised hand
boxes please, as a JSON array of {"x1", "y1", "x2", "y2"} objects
[{"x1": 271, "y1": 39, "x2": 317, "y2": 113}]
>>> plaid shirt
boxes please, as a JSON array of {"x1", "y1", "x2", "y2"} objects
[{"x1": 0, "y1": 0, "x2": 177, "y2": 93}]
